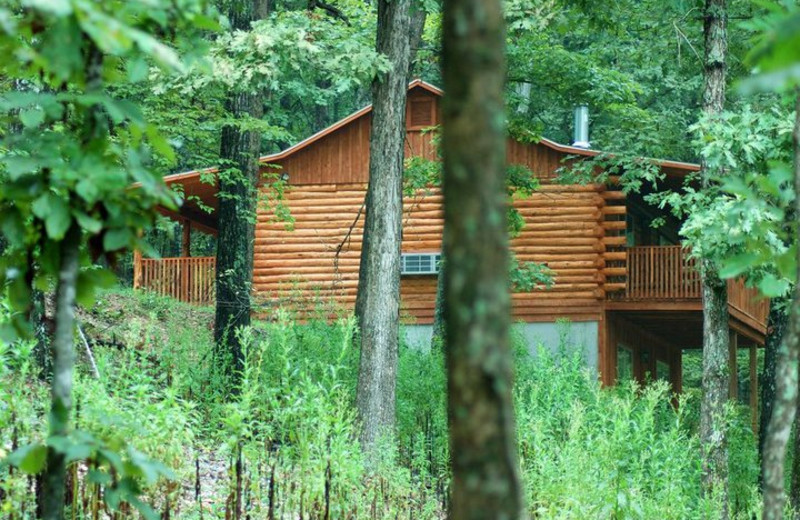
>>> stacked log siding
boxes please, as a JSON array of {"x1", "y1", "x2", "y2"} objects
[{"x1": 252, "y1": 86, "x2": 609, "y2": 323}]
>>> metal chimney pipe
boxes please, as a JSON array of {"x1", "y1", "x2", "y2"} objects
[{"x1": 572, "y1": 105, "x2": 590, "y2": 148}]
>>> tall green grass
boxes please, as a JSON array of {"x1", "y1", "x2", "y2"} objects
[{"x1": 1, "y1": 290, "x2": 761, "y2": 518}]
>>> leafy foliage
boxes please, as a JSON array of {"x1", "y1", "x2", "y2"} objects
[
  {"x1": 0, "y1": 0, "x2": 214, "y2": 340},
  {"x1": 2, "y1": 291, "x2": 760, "y2": 517}
]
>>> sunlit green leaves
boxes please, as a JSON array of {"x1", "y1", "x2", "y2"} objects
[
  {"x1": 3, "y1": 443, "x2": 47, "y2": 474},
  {"x1": 166, "y1": 10, "x2": 387, "y2": 97},
  {"x1": 3, "y1": 430, "x2": 176, "y2": 520},
  {"x1": 667, "y1": 104, "x2": 797, "y2": 297},
  {"x1": 740, "y1": 1, "x2": 800, "y2": 93}
]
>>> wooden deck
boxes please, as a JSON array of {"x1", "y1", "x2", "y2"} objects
[
  {"x1": 608, "y1": 245, "x2": 769, "y2": 335},
  {"x1": 134, "y1": 255, "x2": 216, "y2": 305}
]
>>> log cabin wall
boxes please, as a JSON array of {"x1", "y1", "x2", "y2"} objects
[{"x1": 253, "y1": 86, "x2": 612, "y2": 324}]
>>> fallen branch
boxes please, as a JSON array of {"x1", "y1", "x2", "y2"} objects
[{"x1": 77, "y1": 323, "x2": 100, "y2": 380}]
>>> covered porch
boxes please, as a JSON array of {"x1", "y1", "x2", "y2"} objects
[{"x1": 133, "y1": 170, "x2": 219, "y2": 305}]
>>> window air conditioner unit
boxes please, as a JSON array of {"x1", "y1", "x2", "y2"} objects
[{"x1": 400, "y1": 253, "x2": 441, "y2": 276}]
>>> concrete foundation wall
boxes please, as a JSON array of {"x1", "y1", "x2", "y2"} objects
[{"x1": 402, "y1": 320, "x2": 599, "y2": 373}]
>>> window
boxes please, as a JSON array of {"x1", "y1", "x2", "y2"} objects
[
  {"x1": 408, "y1": 98, "x2": 434, "y2": 128},
  {"x1": 401, "y1": 253, "x2": 441, "y2": 275}
]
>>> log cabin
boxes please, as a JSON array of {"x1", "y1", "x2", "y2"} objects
[{"x1": 134, "y1": 80, "x2": 768, "y2": 425}]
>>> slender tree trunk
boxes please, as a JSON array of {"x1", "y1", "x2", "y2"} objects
[
  {"x1": 430, "y1": 248, "x2": 446, "y2": 348},
  {"x1": 408, "y1": 0, "x2": 427, "y2": 75},
  {"x1": 441, "y1": 0, "x2": 523, "y2": 516},
  {"x1": 41, "y1": 226, "x2": 81, "y2": 520},
  {"x1": 762, "y1": 91, "x2": 800, "y2": 520},
  {"x1": 760, "y1": 298, "x2": 787, "y2": 489},
  {"x1": 214, "y1": 0, "x2": 270, "y2": 385},
  {"x1": 353, "y1": 0, "x2": 412, "y2": 462},
  {"x1": 698, "y1": 0, "x2": 730, "y2": 513},
  {"x1": 31, "y1": 288, "x2": 52, "y2": 379}
]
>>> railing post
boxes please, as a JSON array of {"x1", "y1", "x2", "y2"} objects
[
  {"x1": 750, "y1": 343, "x2": 758, "y2": 433},
  {"x1": 729, "y1": 331, "x2": 738, "y2": 401}
]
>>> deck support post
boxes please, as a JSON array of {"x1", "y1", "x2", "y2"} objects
[
  {"x1": 672, "y1": 344, "x2": 683, "y2": 394},
  {"x1": 729, "y1": 330, "x2": 738, "y2": 401},
  {"x1": 750, "y1": 343, "x2": 758, "y2": 433}
]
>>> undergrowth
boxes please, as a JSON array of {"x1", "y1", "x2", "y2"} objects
[{"x1": 1, "y1": 289, "x2": 761, "y2": 518}]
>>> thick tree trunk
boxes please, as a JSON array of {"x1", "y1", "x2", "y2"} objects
[
  {"x1": 792, "y1": 400, "x2": 800, "y2": 510},
  {"x1": 762, "y1": 91, "x2": 800, "y2": 520},
  {"x1": 213, "y1": 0, "x2": 270, "y2": 385},
  {"x1": 41, "y1": 226, "x2": 81, "y2": 520},
  {"x1": 760, "y1": 299, "x2": 787, "y2": 489},
  {"x1": 441, "y1": 0, "x2": 523, "y2": 517},
  {"x1": 354, "y1": 0, "x2": 412, "y2": 461},
  {"x1": 698, "y1": 0, "x2": 729, "y2": 513}
]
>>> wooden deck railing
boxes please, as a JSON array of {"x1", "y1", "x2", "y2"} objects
[
  {"x1": 727, "y1": 277, "x2": 770, "y2": 331},
  {"x1": 618, "y1": 245, "x2": 768, "y2": 328},
  {"x1": 134, "y1": 256, "x2": 215, "y2": 305},
  {"x1": 623, "y1": 245, "x2": 701, "y2": 300}
]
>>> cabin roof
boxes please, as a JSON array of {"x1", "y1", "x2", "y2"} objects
[
  {"x1": 157, "y1": 80, "x2": 701, "y2": 233},
  {"x1": 162, "y1": 78, "x2": 699, "y2": 188}
]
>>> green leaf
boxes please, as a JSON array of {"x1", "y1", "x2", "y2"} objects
[
  {"x1": 21, "y1": 0, "x2": 72, "y2": 16},
  {"x1": 103, "y1": 228, "x2": 132, "y2": 252},
  {"x1": 87, "y1": 468, "x2": 112, "y2": 486},
  {"x1": 20, "y1": 107, "x2": 45, "y2": 128},
  {"x1": 776, "y1": 246, "x2": 798, "y2": 281},
  {"x1": 4, "y1": 156, "x2": 39, "y2": 180},
  {"x1": 145, "y1": 124, "x2": 175, "y2": 163},
  {"x1": 5, "y1": 443, "x2": 47, "y2": 474},
  {"x1": 46, "y1": 202, "x2": 72, "y2": 240},
  {"x1": 759, "y1": 274, "x2": 791, "y2": 298},
  {"x1": 0, "y1": 207, "x2": 27, "y2": 247},
  {"x1": 33, "y1": 193, "x2": 72, "y2": 240},
  {"x1": 719, "y1": 253, "x2": 760, "y2": 279},
  {"x1": 8, "y1": 275, "x2": 32, "y2": 312},
  {"x1": 76, "y1": 268, "x2": 117, "y2": 307},
  {"x1": 76, "y1": 179, "x2": 100, "y2": 203},
  {"x1": 74, "y1": 210, "x2": 103, "y2": 234},
  {"x1": 127, "y1": 495, "x2": 160, "y2": 520},
  {"x1": 98, "y1": 448, "x2": 125, "y2": 473}
]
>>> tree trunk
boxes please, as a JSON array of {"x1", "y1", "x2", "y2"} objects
[
  {"x1": 31, "y1": 288, "x2": 52, "y2": 379},
  {"x1": 441, "y1": 0, "x2": 523, "y2": 516},
  {"x1": 213, "y1": 0, "x2": 270, "y2": 386},
  {"x1": 762, "y1": 90, "x2": 800, "y2": 520},
  {"x1": 408, "y1": 0, "x2": 427, "y2": 74},
  {"x1": 430, "y1": 246, "x2": 446, "y2": 348},
  {"x1": 41, "y1": 226, "x2": 81, "y2": 520},
  {"x1": 353, "y1": 0, "x2": 412, "y2": 463},
  {"x1": 760, "y1": 298, "x2": 787, "y2": 489},
  {"x1": 698, "y1": 0, "x2": 729, "y2": 513}
]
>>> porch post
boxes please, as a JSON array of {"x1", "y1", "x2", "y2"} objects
[
  {"x1": 729, "y1": 330, "x2": 738, "y2": 401},
  {"x1": 133, "y1": 249, "x2": 143, "y2": 290},
  {"x1": 672, "y1": 344, "x2": 683, "y2": 394},
  {"x1": 181, "y1": 218, "x2": 191, "y2": 257},
  {"x1": 181, "y1": 219, "x2": 191, "y2": 302},
  {"x1": 750, "y1": 343, "x2": 758, "y2": 433}
]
